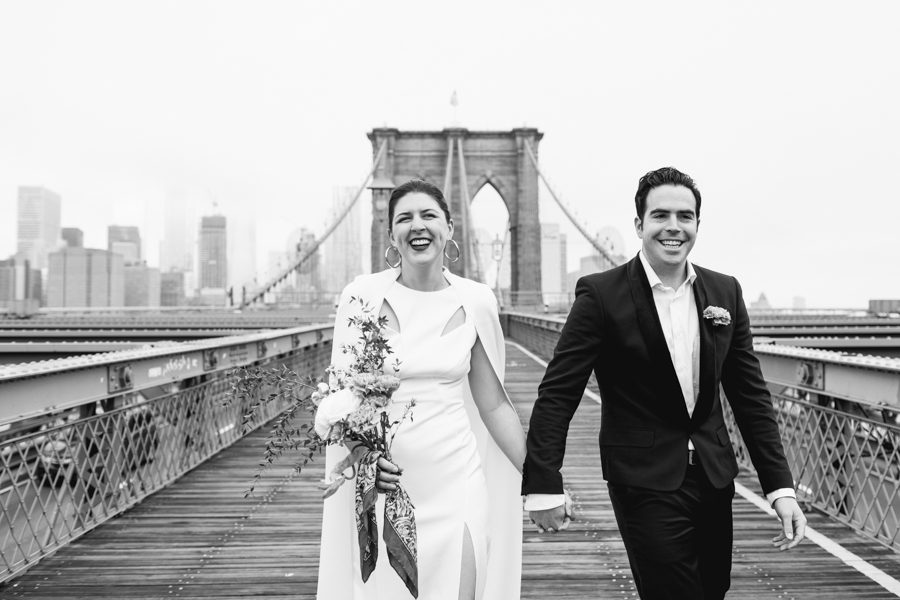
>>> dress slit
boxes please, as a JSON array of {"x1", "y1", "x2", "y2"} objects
[
  {"x1": 459, "y1": 524, "x2": 476, "y2": 600},
  {"x1": 462, "y1": 519, "x2": 489, "y2": 600}
]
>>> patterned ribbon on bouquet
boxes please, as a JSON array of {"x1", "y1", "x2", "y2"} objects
[
  {"x1": 355, "y1": 450, "x2": 419, "y2": 598},
  {"x1": 355, "y1": 451, "x2": 380, "y2": 582}
]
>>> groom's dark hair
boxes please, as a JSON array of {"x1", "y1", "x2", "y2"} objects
[{"x1": 634, "y1": 167, "x2": 702, "y2": 222}]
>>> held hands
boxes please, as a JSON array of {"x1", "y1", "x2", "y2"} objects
[
  {"x1": 771, "y1": 496, "x2": 807, "y2": 551},
  {"x1": 375, "y1": 456, "x2": 402, "y2": 492},
  {"x1": 529, "y1": 489, "x2": 575, "y2": 534}
]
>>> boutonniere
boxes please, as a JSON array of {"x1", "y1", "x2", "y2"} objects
[{"x1": 703, "y1": 305, "x2": 732, "y2": 326}]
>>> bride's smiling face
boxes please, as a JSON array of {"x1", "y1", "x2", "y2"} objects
[{"x1": 389, "y1": 192, "x2": 454, "y2": 269}]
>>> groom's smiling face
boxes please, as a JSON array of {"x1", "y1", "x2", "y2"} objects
[{"x1": 635, "y1": 184, "x2": 699, "y2": 274}]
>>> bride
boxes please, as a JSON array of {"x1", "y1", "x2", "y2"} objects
[{"x1": 316, "y1": 179, "x2": 525, "y2": 600}]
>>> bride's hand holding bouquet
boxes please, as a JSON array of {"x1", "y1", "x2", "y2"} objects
[{"x1": 229, "y1": 297, "x2": 419, "y2": 597}]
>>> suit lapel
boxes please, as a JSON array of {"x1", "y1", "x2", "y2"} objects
[
  {"x1": 626, "y1": 258, "x2": 687, "y2": 422},
  {"x1": 690, "y1": 270, "x2": 717, "y2": 425}
]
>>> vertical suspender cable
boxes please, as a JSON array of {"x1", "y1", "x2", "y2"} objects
[
  {"x1": 241, "y1": 139, "x2": 389, "y2": 308},
  {"x1": 443, "y1": 136, "x2": 454, "y2": 206},
  {"x1": 456, "y1": 138, "x2": 484, "y2": 282},
  {"x1": 522, "y1": 140, "x2": 622, "y2": 267},
  {"x1": 495, "y1": 219, "x2": 510, "y2": 304}
]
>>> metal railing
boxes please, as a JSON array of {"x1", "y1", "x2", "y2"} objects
[
  {"x1": 0, "y1": 326, "x2": 333, "y2": 583},
  {"x1": 501, "y1": 296, "x2": 894, "y2": 323},
  {"x1": 505, "y1": 312, "x2": 900, "y2": 553},
  {"x1": 725, "y1": 386, "x2": 900, "y2": 551},
  {"x1": 498, "y1": 291, "x2": 576, "y2": 313}
]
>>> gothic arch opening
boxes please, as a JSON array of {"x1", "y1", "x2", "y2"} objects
[{"x1": 469, "y1": 182, "x2": 510, "y2": 295}]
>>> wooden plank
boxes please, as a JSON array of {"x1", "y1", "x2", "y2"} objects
[{"x1": 3, "y1": 342, "x2": 900, "y2": 598}]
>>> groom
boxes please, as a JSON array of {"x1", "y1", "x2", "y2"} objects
[{"x1": 522, "y1": 167, "x2": 806, "y2": 599}]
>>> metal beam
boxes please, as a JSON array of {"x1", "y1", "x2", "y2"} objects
[
  {"x1": 754, "y1": 343, "x2": 900, "y2": 409},
  {"x1": 0, "y1": 329, "x2": 253, "y2": 342},
  {"x1": 503, "y1": 312, "x2": 900, "y2": 410},
  {"x1": 752, "y1": 325, "x2": 900, "y2": 337},
  {"x1": 0, "y1": 324, "x2": 333, "y2": 426}
]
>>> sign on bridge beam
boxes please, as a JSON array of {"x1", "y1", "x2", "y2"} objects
[
  {"x1": 0, "y1": 324, "x2": 334, "y2": 426},
  {"x1": 754, "y1": 344, "x2": 900, "y2": 409}
]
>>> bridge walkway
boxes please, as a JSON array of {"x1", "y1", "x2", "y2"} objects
[{"x1": 3, "y1": 343, "x2": 900, "y2": 599}]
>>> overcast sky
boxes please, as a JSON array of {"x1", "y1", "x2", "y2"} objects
[{"x1": 1, "y1": 1, "x2": 897, "y2": 307}]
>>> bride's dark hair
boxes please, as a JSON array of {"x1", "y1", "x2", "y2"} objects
[{"x1": 387, "y1": 180, "x2": 452, "y2": 231}]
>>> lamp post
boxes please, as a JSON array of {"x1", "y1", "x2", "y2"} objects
[{"x1": 368, "y1": 176, "x2": 395, "y2": 273}]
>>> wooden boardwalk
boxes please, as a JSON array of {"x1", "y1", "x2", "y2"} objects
[{"x1": 3, "y1": 342, "x2": 900, "y2": 599}]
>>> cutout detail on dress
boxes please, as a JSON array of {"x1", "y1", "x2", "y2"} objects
[
  {"x1": 441, "y1": 306, "x2": 467, "y2": 337},
  {"x1": 379, "y1": 299, "x2": 401, "y2": 333}
]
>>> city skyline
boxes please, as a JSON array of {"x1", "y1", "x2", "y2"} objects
[
  {"x1": 1, "y1": 3, "x2": 898, "y2": 307},
  {"x1": 2, "y1": 177, "x2": 883, "y2": 307}
]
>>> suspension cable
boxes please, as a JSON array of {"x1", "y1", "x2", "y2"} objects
[
  {"x1": 522, "y1": 139, "x2": 622, "y2": 267},
  {"x1": 240, "y1": 139, "x2": 389, "y2": 308},
  {"x1": 456, "y1": 139, "x2": 485, "y2": 282}
]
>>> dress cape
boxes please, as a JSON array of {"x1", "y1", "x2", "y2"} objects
[{"x1": 316, "y1": 267, "x2": 523, "y2": 600}]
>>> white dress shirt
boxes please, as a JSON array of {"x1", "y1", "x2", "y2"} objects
[
  {"x1": 639, "y1": 250, "x2": 701, "y2": 429},
  {"x1": 524, "y1": 252, "x2": 794, "y2": 511}
]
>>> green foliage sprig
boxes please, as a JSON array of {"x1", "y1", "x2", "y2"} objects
[
  {"x1": 227, "y1": 364, "x2": 320, "y2": 497},
  {"x1": 226, "y1": 297, "x2": 412, "y2": 498}
]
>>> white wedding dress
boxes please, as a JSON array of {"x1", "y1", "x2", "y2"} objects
[
  {"x1": 317, "y1": 269, "x2": 522, "y2": 600},
  {"x1": 358, "y1": 281, "x2": 488, "y2": 599}
]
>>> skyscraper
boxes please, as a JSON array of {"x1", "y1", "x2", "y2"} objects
[
  {"x1": 228, "y1": 213, "x2": 257, "y2": 296},
  {"x1": 124, "y1": 264, "x2": 161, "y2": 307},
  {"x1": 160, "y1": 189, "x2": 194, "y2": 273},
  {"x1": 17, "y1": 186, "x2": 61, "y2": 270},
  {"x1": 323, "y1": 186, "x2": 363, "y2": 293},
  {"x1": 160, "y1": 271, "x2": 185, "y2": 306},
  {"x1": 540, "y1": 223, "x2": 567, "y2": 300},
  {"x1": 285, "y1": 227, "x2": 320, "y2": 294},
  {"x1": 46, "y1": 247, "x2": 124, "y2": 307},
  {"x1": 108, "y1": 225, "x2": 142, "y2": 265},
  {"x1": 567, "y1": 226, "x2": 628, "y2": 294},
  {"x1": 61, "y1": 228, "x2": 84, "y2": 248},
  {"x1": 0, "y1": 256, "x2": 42, "y2": 310},
  {"x1": 199, "y1": 215, "x2": 227, "y2": 296}
]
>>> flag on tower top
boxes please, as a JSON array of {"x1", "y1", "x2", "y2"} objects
[{"x1": 450, "y1": 90, "x2": 458, "y2": 107}]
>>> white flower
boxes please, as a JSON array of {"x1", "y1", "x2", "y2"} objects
[
  {"x1": 703, "y1": 305, "x2": 732, "y2": 326},
  {"x1": 317, "y1": 382, "x2": 330, "y2": 394},
  {"x1": 314, "y1": 388, "x2": 362, "y2": 438}
]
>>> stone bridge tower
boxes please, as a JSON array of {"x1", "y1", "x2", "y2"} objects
[{"x1": 367, "y1": 127, "x2": 543, "y2": 297}]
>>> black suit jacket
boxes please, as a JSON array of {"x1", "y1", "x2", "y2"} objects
[{"x1": 522, "y1": 255, "x2": 794, "y2": 495}]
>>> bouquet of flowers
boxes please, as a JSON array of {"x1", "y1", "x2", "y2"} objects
[{"x1": 228, "y1": 297, "x2": 418, "y2": 597}]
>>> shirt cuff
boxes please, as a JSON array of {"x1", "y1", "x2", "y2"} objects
[
  {"x1": 766, "y1": 487, "x2": 796, "y2": 506},
  {"x1": 524, "y1": 493, "x2": 566, "y2": 511}
]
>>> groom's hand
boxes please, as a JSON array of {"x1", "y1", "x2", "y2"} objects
[
  {"x1": 771, "y1": 497, "x2": 807, "y2": 551},
  {"x1": 530, "y1": 490, "x2": 574, "y2": 534},
  {"x1": 530, "y1": 505, "x2": 569, "y2": 534}
]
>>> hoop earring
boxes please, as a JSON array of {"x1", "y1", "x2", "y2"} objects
[
  {"x1": 384, "y1": 245, "x2": 402, "y2": 269},
  {"x1": 444, "y1": 239, "x2": 460, "y2": 263}
]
